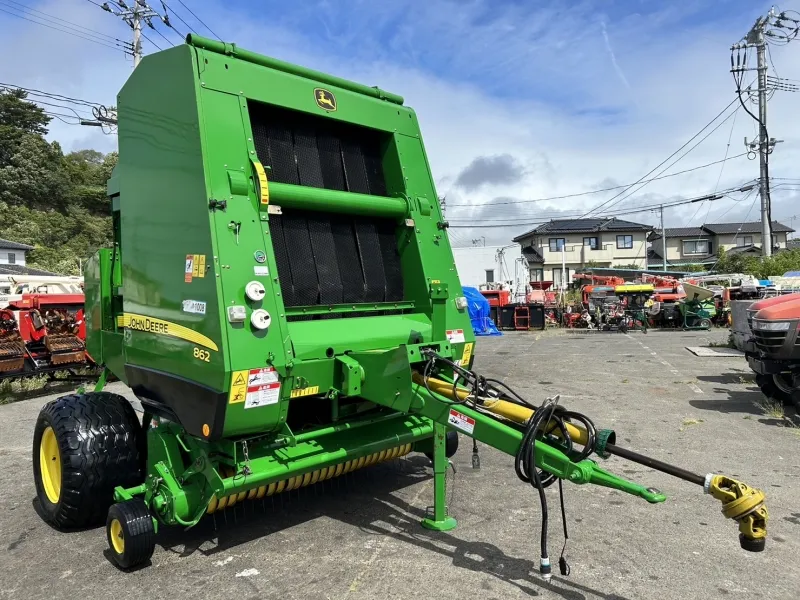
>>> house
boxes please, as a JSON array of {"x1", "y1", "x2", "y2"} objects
[
  {"x1": 647, "y1": 221, "x2": 794, "y2": 269},
  {"x1": 512, "y1": 218, "x2": 653, "y2": 286},
  {"x1": 0, "y1": 238, "x2": 54, "y2": 276}
]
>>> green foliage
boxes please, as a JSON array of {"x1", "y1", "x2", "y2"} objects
[
  {"x1": 680, "y1": 263, "x2": 706, "y2": 273},
  {"x1": 612, "y1": 263, "x2": 642, "y2": 270},
  {"x1": 0, "y1": 89, "x2": 114, "y2": 275},
  {"x1": 713, "y1": 247, "x2": 800, "y2": 279}
]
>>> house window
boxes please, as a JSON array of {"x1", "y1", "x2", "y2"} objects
[
  {"x1": 549, "y1": 238, "x2": 565, "y2": 252},
  {"x1": 583, "y1": 237, "x2": 599, "y2": 250},
  {"x1": 682, "y1": 240, "x2": 710, "y2": 255},
  {"x1": 553, "y1": 267, "x2": 570, "y2": 287},
  {"x1": 485, "y1": 269, "x2": 494, "y2": 284},
  {"x1": 736, "y1": 236, "x2": 753, "y2": 247},
  {"x1": 7, "y1": 253, "x2": 15, "y2": 265},
  {"x1": 530, "y1": 268, "x2": 544, "y2": 282},
  {"x1": 772, "y1": 234, "x2": 779, "y2": 247},
  {"x1": 616, "y1": 235, "x2": 633, "y2": 249}
]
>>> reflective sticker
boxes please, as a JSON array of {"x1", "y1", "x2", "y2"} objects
[
  {"x1": 252, "y1": 159, "x2": 269, "y2": 205},
  {"x1": 290, "y1": 386, "x2": 320, "y2": 398}
]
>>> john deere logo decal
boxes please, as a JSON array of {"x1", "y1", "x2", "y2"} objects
[{"x1": 314, "y1": 88, "x2": 336, "y2": 111}]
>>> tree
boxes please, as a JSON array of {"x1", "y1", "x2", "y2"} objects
[
  {"x1": 0, "y1": 89, "x2": 51, "y2": 163},
  {"x1": 0, "y1": 89, "x2": 116, "y2": 275}
]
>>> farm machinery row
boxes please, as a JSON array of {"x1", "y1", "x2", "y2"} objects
[
  {"x1": 568, "y1": 273, "x2": 720, "y2": 331},
  {"x1": 0, "y1": 275, "x2": 93, "y2": 380}
]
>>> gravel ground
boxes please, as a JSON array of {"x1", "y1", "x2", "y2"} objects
[{"x1": 1, "y1": 328, "x2": 798, "y2": 600}]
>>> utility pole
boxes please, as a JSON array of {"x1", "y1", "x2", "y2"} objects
[
  {"x1": 101, "y1": 1, "x2": 159, "y2": 68},
  {"x1": 659, "y1": 204, "x2": 667, "y2": 272},
  {"x1": 732, "y1": 7, "x2": 799, "y2": 257},
  {"x1": 754, "y1": 18, "x2": 772, "y2": 256}
]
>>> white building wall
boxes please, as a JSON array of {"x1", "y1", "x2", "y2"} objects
[
  {"x1": 0, "y1": 250, "x2": 26, "y2": 266},
  {"x1": 452, "y1": 245, "x2": 524, "y2": 289}
]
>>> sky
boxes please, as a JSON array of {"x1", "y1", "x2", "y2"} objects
[{"x1": 1, "y1": 0, "x2": 799, "y2": 246}]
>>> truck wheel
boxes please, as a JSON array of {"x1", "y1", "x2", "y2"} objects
[
  {"x1": 106, "y1": 499, "x2": 156, "y2": 569},
  {"x1": 700, "y1": 318, "x2": 712, "y2": 329},
  {"x1": 32, "y1": 392, "x2": 143, "y2": 529},
  {"x1": 754, "y1": 374, "x2": 790, "y2": 404}
]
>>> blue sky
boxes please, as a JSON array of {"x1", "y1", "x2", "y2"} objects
[{"x1": 1, "y1": 0, "x2": 798, "y2": 244}]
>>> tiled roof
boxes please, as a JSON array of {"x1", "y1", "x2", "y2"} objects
[
  {"x1": 512, "y1": 217, "x2": 652, "y2": 241},
  {"x1": 0, "y1": 238, "x2": 34, "y2": 250},
  {"x1": 648, "y1": 227, "x2": 709, "y2": 241},
  {"x1": 703, "y1": 221, "x2": 794, "y2": 234},
  {"x1": 521, "y1": 246, "x2": 544, "y2": 263},
  {"x1": 0, "y1": 264, "x2": 58, "y2": 276}
]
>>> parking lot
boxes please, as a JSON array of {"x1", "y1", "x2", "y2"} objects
[{"x1": 1, "y1": 328, "x2": 798, "y2": 600}]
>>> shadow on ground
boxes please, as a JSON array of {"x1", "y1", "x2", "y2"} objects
[{"x1": 153, "y1": 456, "x2": 629, "y2": 600}]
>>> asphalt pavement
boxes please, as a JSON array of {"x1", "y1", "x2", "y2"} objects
[{"x1": 1, "y1": 328, "x2": 798, "y2": 600}]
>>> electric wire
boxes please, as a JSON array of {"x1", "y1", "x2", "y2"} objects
[
  {"x1": 174, "y1": 0, "x2": 221, "y2": 40},
  {"x1": 446, "y1": 153, "x2": 748, "y2": 209},
  {"x1": 578, "y1": 97, "x2": 740, "y2": 218},
  {"x1": 0, "y1": 6, "x2": 128, "y2": 52},
  {"x1": 1, "y1": 0, "x2": 124, "y2": 42},
  {"x1": 583, "y1": 107, "x2": 742, "y2": 218},
  {"x1": 160, "y1": 0, "x2": 195, "y2": 38}
]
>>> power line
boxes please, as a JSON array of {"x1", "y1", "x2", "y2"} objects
[
  {"x1": 158, "y1": 1, "x2": 192, "y2": 38},
  {"x1": 1, "y1": 0, "x2": 122, "y2": 42},
  {"x1": 173, "y1": 0, "x2": 220, "y2": 40},
  {"x1": 0, "y1": 6, "x2": 129, "y2": 53},
  {"x1": 447, "y1": 183, "x2": 756, "y2": 228},
  {"x1": 446, "y1": 152, "x2": 748, "y2": 210},
  {"x1": 581, "y1": 104, "x2": 742, "y2": 218}
]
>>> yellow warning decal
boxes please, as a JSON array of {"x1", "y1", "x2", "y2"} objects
[
  {"x1": 251, "y1": 159, "x2": 269, "y2": 205},
  {"x1": 196, "y1": 254, "x2": 206, "y2": 278},
  {"x1": 229, "y1": 370, "x2": 248, "y2": 404},
  {"x1": 461, "y1": 342, "x2": 473, "y2": 366},
  {"x1": 117, "y1": 313, "x2": 219, "y2": 351},
  {"x1": 290, "y1": 386, "x2": 320, "y2": 398}
]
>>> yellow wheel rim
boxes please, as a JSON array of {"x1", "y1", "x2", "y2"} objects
[
  {"x1": 39, "y1": 426, "x2": 62, "y2": 504},
  {"x1": 110, "y1": 519, "x2": 125, "y2": 554}
]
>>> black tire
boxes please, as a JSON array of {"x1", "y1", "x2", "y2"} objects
[
  {"x1": 755, "y1": 373, "x2": 790, "y2": 404},
  {"x1": 32, "y1": 392, "x2": 143, "y2": 529},
  {"x1": 106, "y1": 499, "x2": 156, "y2": 569},
  {"x1": 700, "y1": 318, "x2": 712, "y2": 329}
]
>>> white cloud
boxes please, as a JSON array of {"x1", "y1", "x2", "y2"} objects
[{"x1": 2, "y1": 0, "x2": 798, "y2": 247}]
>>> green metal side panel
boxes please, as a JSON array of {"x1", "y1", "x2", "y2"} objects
[{"x1": 116, "y1": 46, "x2": 226, "y2": 391}]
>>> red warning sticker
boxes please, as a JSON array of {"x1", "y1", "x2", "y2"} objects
[
  {"x1": 448, "y1": 408, "x2": 475, "y2": 434},
  {"x1": 446, "y1": 329, "x2": 465, "y2": 343}
]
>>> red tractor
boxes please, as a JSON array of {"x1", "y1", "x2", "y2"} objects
[
  {"x1": 745, "y1": 293, "x2": 800, "y2": 408},
  {"x1": 0, "y1": 293, "x2": 90, "y2": 379}
]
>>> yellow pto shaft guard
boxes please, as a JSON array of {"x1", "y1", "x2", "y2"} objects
[{"x1": 705, "y1": 474, "x2": 768, "y2": 551}]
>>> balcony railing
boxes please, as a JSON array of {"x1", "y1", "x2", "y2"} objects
[{"x1": 536, "y1": 243, "x2": 618, "y2": 263}]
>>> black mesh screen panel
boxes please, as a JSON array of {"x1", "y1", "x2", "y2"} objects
[
  {"x1": 331, "y1": 216, "x2": 366, "y2": 303},
  {"x1": 307, "y1": 214, "x2": 343, "y2": 309},
  {"x1": 340, "y1": 137, "x2": 371, "y2": 194},
  {"x1": 268, "y1": 215, "x2": 296, "y2": 306},
  {"x1": 249, "y1": 101, "x2": 405, "y2": 314},
  {"x1": 281, "y1": 214, "x2": 318, "y2": 307},
  {"x1": 377, "y1": 220, "x2": 404, "y2": 301},
  {"x1": 354, "y1": 220, "x2": 387, "y2": 302}
]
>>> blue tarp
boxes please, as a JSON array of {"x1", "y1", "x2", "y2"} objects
[{"x1": 463, "y1": 287, "x2": 502, "y2": 336}]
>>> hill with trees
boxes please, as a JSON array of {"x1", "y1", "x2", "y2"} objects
[{"x1": 0, "y1": 89, "x2": 115, "y2": 275}]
